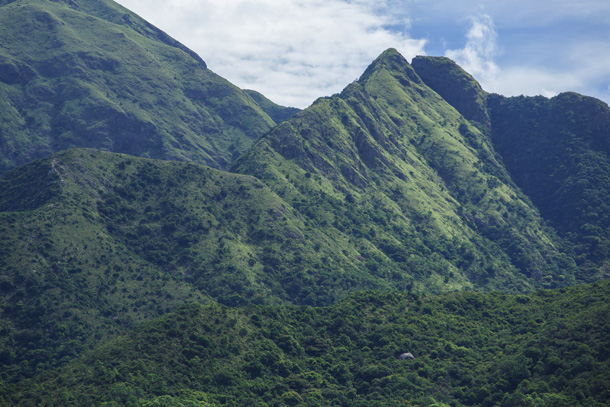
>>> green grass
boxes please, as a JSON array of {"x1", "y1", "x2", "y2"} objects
[{"x1": 233, "y1": 49, "x2": 576, "y2": 295}]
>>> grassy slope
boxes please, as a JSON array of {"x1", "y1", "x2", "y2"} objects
[
  {"x1": 4, "y1": 280, "x2": 609, "y2": 407},
  {"x1": 0, "y1": 0, "x2": 275, "y2": 174},
  {"x1": 411, "y1": 56, "x2": 490, "y2": 129},
  {"x1": 411, "y1": 57, "x2": 610, "y2": 284},
  {"x1": 233, "y1": 49, "x2": 576, "y2": 294},
  {"x1": 0, "y1": 148, "x2": 374, "y2": 382}
]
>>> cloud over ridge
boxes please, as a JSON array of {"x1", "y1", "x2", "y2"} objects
[
  {"x1": 117, "y1": 0, "x2": 610, "y2": 107},
  {"x1": 118, "y1": 0, "x2": 427, "y2": 108}
]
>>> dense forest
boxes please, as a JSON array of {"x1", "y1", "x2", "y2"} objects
[{"x1": 3, "y1": 281, "x2": 610, "y2": 406}]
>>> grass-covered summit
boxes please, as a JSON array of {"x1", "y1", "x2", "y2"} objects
[
  {"x1": 233, "y1": 48, "x2": 576, "y2": 294},
  {"x1": 0, "y1": 0, "x2": 283, "y2": 174}
]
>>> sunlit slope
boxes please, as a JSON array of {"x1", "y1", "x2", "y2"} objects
[
  {"x1": 411, "y1": 56, "x2": 610, "y2": 283},
  {"x1": 0, "y1": 148, "x2": 364, "y2": 381},
  {"x1": 234, "y1": 48, "x2": 575, "y2": 294}
]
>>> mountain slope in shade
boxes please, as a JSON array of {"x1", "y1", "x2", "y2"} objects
[
  {"x1": 487, "y1": 92, "x2": 610, "y2": 280},
  {"x1": 233, "y1": 48, "x2": 576, "y2": 293},
  {"x1": 0, "y1": 0, "x2": 277, "y2": 174},
  {"x1": 244, "y1": 89, "x2": 301, "y2": 124},
  {"x1": 411, "y1": 56, "x2": 610, "y2": 281}
]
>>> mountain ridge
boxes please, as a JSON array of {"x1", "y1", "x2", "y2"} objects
[
  {"x1": 0, "y1": 0, "x2": 289, "y2": 174},
  {"x1": 233, "y1": 48, "x2": 576, "y2": 293},
  {"x1": 411, "y1": 55, "x2": 490, "y2": 128},
  {"x1": 1, "y1": 1, "x2": 610, "y2": 403},
  {"x1": 1, "y1": 43, "x2": 608, "y2": 388},
  {"x1": 408, "y1": 54, "x2": 610, "y2": 280}
]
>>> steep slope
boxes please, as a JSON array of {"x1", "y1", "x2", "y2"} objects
[
  {"x1": 487, "y1": 93, "x2": 610, "y2": 282},
  {"x1": 0, "y1": 0, "x2": 276, "y2": 174},
  {"x1": 411, "y1": 57, "x2": 610, "y2": 282},
  {"x1": 0, "y1": 148, "x2": 372, "y2": 382},
  {"x1": 234, "y1": 48, "x2": 576, "y2": 294},
  {"x1": 5, "y1": 281, "x2": 609, "y2": 407},
  {"x1": 411, "y1": 56, "x2": 490, "y2": 129}
]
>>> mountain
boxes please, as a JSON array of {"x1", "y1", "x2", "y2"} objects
[
  {"x1": 411, "y1": 56, "x2": 490, "y2": 129},
  {"x1": 410, "y1": 56, "x2": 610, "y2": 282},
  {"x1": 3, "y1": 45, "x2": 610, "y2": 389},
  {"x1": 2, "y1": 3, "x2": 610, "y2": 398},
  {"x1": 233, "y1": 48, "x2": 576, "y2": 293},
  {"x1": 4, "y1": 280, "x2": 609, "y2": 406},
  {"x1": 0, "y1": 0, "x2": 279, "y2": 174},
  {"x1": 0, "y1": 147, "x2": 377, "y2": 382},
  {"x1": 487, "y1": 93, "x2": 610, "y2": 281}
]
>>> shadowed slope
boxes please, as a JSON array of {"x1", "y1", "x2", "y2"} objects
[{"x1": 488, "y1": 92, "x2": 610, "y2": 280}]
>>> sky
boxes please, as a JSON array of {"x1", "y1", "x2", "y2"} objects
[{"x1": 115, "y1": 0, "x2": 610, "y2": 109}]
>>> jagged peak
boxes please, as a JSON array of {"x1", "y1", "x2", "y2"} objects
[
  {"x1": 411, "y1": 55, "x2": 490, "y2": 126},
  {"x1": 411, "y1": 56, "x2": 483, "y2": 92},
  {"x1": 359, "y1": 48, "x2": 422, "y2": 85}
]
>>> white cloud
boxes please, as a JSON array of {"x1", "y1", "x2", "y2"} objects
[
  {"x1": 116, "y1": 0, "x2": 427, "y2": 108},
  {"x1": 443, "y1": 13, "x2": 610, "y2": 106},
  {"x1": 116, "y1": 0, "x2": 610, "y2": 108},
  {"x1": 444, "y1": 14, "x2": 499, "y2": 86},
  {"x1": 490, "y1": 67, "x2": 578, "y2": 98}
]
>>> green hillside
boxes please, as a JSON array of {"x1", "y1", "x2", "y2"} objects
[
  {"x1": 487, "y1": 93, "x2": 610, "y2": 281},
  {"x1": 1, "y1": 3, "x2": 610, "y2": 401},
  {"x1": 4, "y1": 280, "x2": 609, "y2": 407},
  {"x1": 0, "y1": 148, "x2": 377, "y2": 382},
  {"x1": 233, "y1": 49, "x2": 576, "y2": 294},
  {"x1": 0, "y1": 0, "x2": 276, "y2": 174},
  {"x1": 410, "y1": 56, "x2": 610, "y2": 283}
]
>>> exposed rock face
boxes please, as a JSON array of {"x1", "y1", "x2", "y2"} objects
[{"x1": 398, "y1": 352, "x2": 416, "y2": 360}]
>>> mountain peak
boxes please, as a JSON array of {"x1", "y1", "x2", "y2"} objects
[
  {"x1": 0, "y1": 0, "x2": 277, "y2": 174},
  {"x1": 359, "y1": 48, "x2": 422, "y2": 85},
  {"x1": 411, "y1": 56, "x2": 490, "y2": 126},
  {"x1": 376, "y1": 47, "x2": 403, "y2": 59}
]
